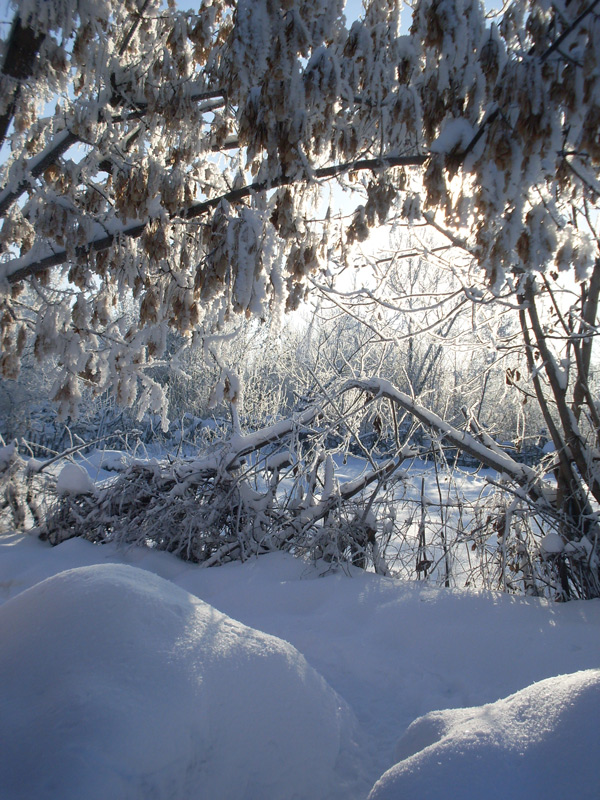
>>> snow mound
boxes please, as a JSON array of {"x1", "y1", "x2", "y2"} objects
[
  {"x1": 368, "y1": 669, "x2": 600, "y2": 800},
  {"x1": 55, "y1": 462, "x2": 95, "y2": 495},
  {"x1": 85, "y1": 448, "x2": 132, "y2": 472},
  {"x1": 0, "y1": 564, "x2": 361, "y2": 800}
]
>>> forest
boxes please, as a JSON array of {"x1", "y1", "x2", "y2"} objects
[{"x1": 0, "y1": 0, "x2": 600, "y2": 797}]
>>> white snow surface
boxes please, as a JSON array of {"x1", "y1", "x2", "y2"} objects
[
  {"x1": 541, "y1": 531, "x2": 565, "y2": 554},
  {"x1": 369, "y1": 670, "x2": 600, "y2": 800},
  {"x1": 0, "y1": 561, "x2": 362, "y2": 800},
  {"x1": 83, "y1": 447, "x2": 133, "y2": 472},
  {"x1": 55, "y1": 462, "x2": 95, "y2": 495},
  {"x1": 0, "y1": 532, "x2": 599, "y2": 799}
]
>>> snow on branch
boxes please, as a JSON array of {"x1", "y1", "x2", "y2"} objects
[
  {"x1": 1, "y1": 152, "x2": 427, "y2": 285},
  {"x1": 1, "y1": 0, "x2": 599, "y2": 434},
  {"x1": 0, "y1": 90, "x2": 226, "y2": 219},
  {"x1": 344, "y1": 378, "x2": 551, "y2": 500}
]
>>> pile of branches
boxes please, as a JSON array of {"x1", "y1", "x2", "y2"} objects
[
  {"x1": 17, "y1": 378, "x2": 600, "y2": 599},
  {"x1": 41, "y1": 405, "x2": 403, "y2": 573},
  {"x1": 42, "y1": 462, "x2": 257, "y2": 566}
]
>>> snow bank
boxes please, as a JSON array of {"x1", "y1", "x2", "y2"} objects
[
  {"x1": 368, "y1": 669, "x2": 600, "y2": 800},
  {"x1": 0, "y1": 564, "x2": 361, "y2": 800},
  {"x1": 2, "y1": 535, "x2": 600, "y2": 799}
]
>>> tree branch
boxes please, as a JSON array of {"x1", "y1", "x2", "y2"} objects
[
  {"x1": 572, "y1": 258, "x2": 600, "y2": 422},
  {"x1": 522, "y1": 278, "x2": 600, "y2": 507},
  {"x1": 0, "y1": 90, "x2": 226, "y2": 218},
  {"x1": 0, "y1": 16, "x2": 46, "y2": 147},
  {"x1": 343, "y1": 376, "x2": 552, "y2": 504},
  {"x1": 3, "y1": 153, "x2": 428, "y2": 284},
  {"x1": 541, "y1": 0, "x2": 600, "y2": 62}
]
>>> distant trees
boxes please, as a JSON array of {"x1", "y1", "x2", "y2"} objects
[{"x1": 1, "y1": 0, "x2": 600, "y2": 594}]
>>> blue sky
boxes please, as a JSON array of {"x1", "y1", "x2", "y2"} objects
[
  {"x1": 344, "y1": 0, "x2": 412, "y2": 31},
  {"x1": 344, "y1": 0, "x2": 504, "y2": 28}
]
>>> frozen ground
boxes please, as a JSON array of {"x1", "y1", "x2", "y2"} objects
[{"x1": 0, "y1": 527, "x2": 599, "y2": 799}]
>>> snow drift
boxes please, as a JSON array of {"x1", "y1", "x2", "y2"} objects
[
  {"x1": 0, "y1": 564, "x2": 362, "y2": 800},
  {"x1": 368, "y1": 669, "x2": 600, "y2": 800}
]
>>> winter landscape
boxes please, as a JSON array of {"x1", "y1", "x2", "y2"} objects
[{"x1": 1, "y1": 0, "x2": 600, "y2": 797}]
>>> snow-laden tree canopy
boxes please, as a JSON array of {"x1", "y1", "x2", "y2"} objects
[{"x1": 0, "y1": 0, "x2": 598, "y2": 420}]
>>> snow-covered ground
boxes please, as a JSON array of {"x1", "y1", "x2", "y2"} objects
[{"x1": 1, "y1": 529, "x2": 599, "y2": 799}]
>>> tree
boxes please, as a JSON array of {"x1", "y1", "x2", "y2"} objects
[{"x1": 1, "y1": 0, "x2": 600, "y2": 594}]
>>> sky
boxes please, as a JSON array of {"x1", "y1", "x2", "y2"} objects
[
  {"x1": 345, "y1": 0, "x2": 504, "y2": 27},
  {"x1": 345, "y1": 0, "x2": 412, "y2": 30}
]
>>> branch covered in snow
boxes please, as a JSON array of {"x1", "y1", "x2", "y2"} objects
[
  {"x1": 0, "y1": 0, "x2": 598, "y2": 422},
  {"x1": 344, "y1": 377, "x2": 550, "y2": 499}
]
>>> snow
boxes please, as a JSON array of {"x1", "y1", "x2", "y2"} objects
[
  {"x1": 265, "y1": 450, "x2": 294, "y2": 471},
  {"x1": 0, "y1": 562, "x2": 363, "y2": 800},
  {"x1": 368, "y1": 670, "x2": 600, "y2": 800},
  {"x1": 82, "y1": 448, "x2": 133, "y2": 473},
  {"x1": 430, "y1": 118, "x2": 476, "y2": 155},
  {"x1": 541, "y1": 531, "x2": 564, "y2": 554},
  {"x1": 55, "y1": 462, "x2": 95, "y2": 496},
  {"x1": 0, "y1": 443, "x2": 16, "y2": 470},
  {"x1": 1, "y1": 531, "x2": 600, "y2": 799}
]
